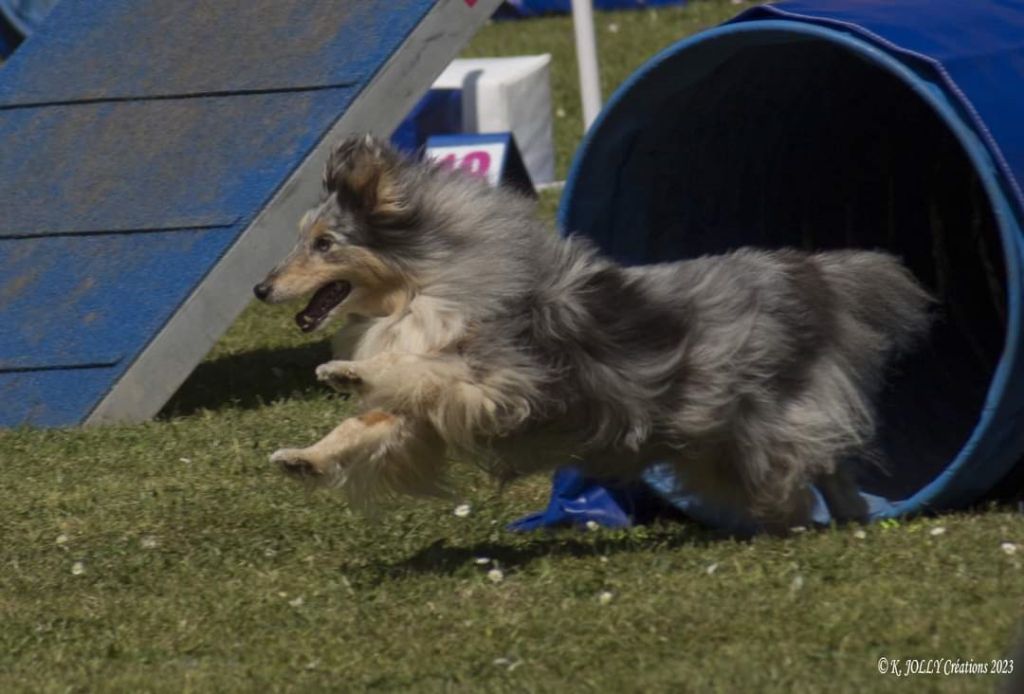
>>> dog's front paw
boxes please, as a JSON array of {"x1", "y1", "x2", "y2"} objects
[
  {"x1": 270, "y1": 448, "x2": 328, "y2": 479},
  {"x1": 316, "y1": 361, "x2": 365, "y2": 396}
]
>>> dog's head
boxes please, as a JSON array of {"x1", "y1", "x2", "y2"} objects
[{"x1": 253, "y1": 135, "x2": 423, "y2": 332}]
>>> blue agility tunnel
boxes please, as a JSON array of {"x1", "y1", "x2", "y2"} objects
[{"x1": 518, "y1": 0, "x2": 1024, "y2": 532}]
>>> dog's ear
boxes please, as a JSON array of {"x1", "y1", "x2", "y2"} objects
[{"x1": 325, "y1": 135, "x2": 415, "y2": 227}]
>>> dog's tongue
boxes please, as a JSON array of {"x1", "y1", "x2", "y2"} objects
[{"x1": 296, "y1": 281, "x2": 351, "y2": 332}]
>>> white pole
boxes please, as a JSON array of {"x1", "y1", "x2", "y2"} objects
[{"x1": 570, "y1": 0, "x2": 602, "y2": 131}]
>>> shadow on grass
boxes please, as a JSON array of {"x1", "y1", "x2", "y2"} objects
[
  {"x1": 371, "y1": 521, "x2": 732, "y2": 581},
  {"x1": 161, "y1": 341, "x2": 332, "y2": 418}
]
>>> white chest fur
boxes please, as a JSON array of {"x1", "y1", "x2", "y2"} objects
[{"x1": 334, "y1": 295, "x2": 469, "y2": 360}]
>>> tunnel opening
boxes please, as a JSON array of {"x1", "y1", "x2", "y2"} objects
[{"x1": 563, "y1": 30, "x2": 1010, "y2": 507}]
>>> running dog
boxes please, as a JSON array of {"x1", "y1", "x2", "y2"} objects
[{"x1": 254, "y1": 135, "x2": 933, "y2": 530}]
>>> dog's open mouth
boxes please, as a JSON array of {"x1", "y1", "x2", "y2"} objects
[{"x1": 295, "y1": 281, "x2": 352, "y2": 332}]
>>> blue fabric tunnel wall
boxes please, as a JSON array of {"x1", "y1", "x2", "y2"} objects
[{"x1": 526, "y1": 0, "x2": 1024, "y2": 532}]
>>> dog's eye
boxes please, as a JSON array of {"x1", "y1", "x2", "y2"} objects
[{"x1": 312, "y1": 236, "x2": 333, "y2": 253}]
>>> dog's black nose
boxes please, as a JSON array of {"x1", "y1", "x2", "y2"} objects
[{"x1": 253, "y1": 282, "x2": 271, "y2": 301}]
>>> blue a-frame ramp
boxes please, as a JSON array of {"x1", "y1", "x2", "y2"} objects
[{"x1": 0, "y1": 0, "x2": 503, "y2": 427}]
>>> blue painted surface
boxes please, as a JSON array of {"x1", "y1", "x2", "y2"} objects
[
  {"x1": 0, "y1": 0, "x2": 442, "y2": 427},
  {"x1": 0, "y1": 367, "x2": 127, "y2": 428},
  {"x1": 0, "y1": 90, "x2": 357, "y2": 235},
  {"x1": 0, "y1": 230, "x2": 239, "y2": 370},
  {"x1": 525, "y1": 0, "x2": 1024, "y2": 531},
  {"x1": 0, "y1": 0, "x2": 435, "y2": 104},
  {"x1": 0, "y1": 227, "x2": 240, "y2": 425}
]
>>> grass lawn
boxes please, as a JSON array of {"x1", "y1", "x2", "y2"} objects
[{"x1": 3, "y1": 2, "x2": 1024, "y2": 692}]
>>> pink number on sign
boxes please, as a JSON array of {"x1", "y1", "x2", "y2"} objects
[
  {"x1": 465, "y1": 0, "x2": 478, "y2": 6},
  {"x1": 436, "y1": 153, "x2": 457, "y2": 170},
  {"x1": 460, "y1": 151, "x2": 491, "y2": 177}
]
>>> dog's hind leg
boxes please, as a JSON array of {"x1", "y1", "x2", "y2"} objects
[
  {"x1": 814, "y1": 463, "x2": 869, "y2": 525},
  {"x1": 270, "y1": 411, "x2": 449, "y2": 506}
]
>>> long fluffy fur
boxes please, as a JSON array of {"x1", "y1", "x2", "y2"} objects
[{"x1": 259, "y1": 135, "x2": 934, "y2": 529}]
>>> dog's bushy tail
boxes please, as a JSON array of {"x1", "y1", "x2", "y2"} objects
[{"x1": 817, "y1": 250, "x2": 935, "y2": 363}]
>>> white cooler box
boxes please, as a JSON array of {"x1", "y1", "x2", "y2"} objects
[{"x1": 393, "y1": 55, "x2": 556, "y2": 185}]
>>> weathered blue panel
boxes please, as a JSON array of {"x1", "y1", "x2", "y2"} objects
[
  {"x1": 0, "y1": 367, "x2": 124, "y2": 427},
  {"x1": 0, "y1": 0, "x2": 465, "y2": 427},
  {"x1": 0, "y1": 0, "x2": 437, "y2": 105},
  {"x1": 0, "y1": 229, "x2": 239, "y2": 369},
  {"x1": 0, "y1": 88, "x2": 357, "y2": 236}
]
